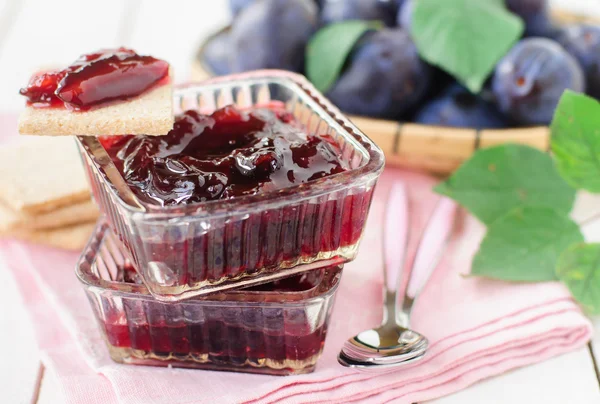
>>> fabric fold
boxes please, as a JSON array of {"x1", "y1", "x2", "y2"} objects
[{"x1": 1, "y1": 168, "x2": 593, "y2": 404}]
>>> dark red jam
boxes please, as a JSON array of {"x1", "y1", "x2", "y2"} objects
[
  {"x1": 103, "y1": 265, "x2": 330, "y2": 368},
  {"x1": 100, "y1": 106, "x2": 347, "y2": 206},
  {"x1": 104, "y1": 318, "x2": 326, "y2": 367},
  {"x1": 19, "y1": 48, "x2": 169, "y2": 111},
  {"x1": 243, "y1": 272, "x2": 317, "y2": 292}
]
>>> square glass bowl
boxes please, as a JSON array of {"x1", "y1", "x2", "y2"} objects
[
  {"x1": 77, "y1": 222, "x2": 342, "y2": 375},
  {"x1": 77, "y1": 70, "x2": 383, "y2": 300}
]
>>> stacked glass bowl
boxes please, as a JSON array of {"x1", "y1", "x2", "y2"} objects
[{"x1": 75, "y1": 71, "x2": 384, "y2": 375}]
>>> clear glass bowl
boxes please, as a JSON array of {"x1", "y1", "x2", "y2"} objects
[
  {"x1": 77, "y1": 221, "x2": 342, "y2": 375},
  {"x1": 77, "y1": 70, "x2": 383, "y2": 301}
]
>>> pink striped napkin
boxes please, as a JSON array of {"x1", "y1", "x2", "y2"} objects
[{"x1": 0, "y1": 114, "x2": 593, "y2": 403}]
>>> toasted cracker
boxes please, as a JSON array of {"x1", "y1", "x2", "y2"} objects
[
  {"x1": 9, "y1": 221, "x2": 96, "y2": 250},
  {"x1": 0, "y1": 199, "x2": 98, "y2": 232},
  {"x1": 18, "y1": 82, "x2": 173, "y2": 136},
  {"x1": 0, "y1": 137, "x2": 90, "y2": 214}
]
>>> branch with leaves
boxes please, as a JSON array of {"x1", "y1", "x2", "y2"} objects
[{"x1": 437, "y1": 90, "x2": 600, "y2": 314}]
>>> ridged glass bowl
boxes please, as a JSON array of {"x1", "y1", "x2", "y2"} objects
[
  {"x1": 77, "y1": 70, "x2": 384, "y2": 301},
  {"x1": 76, "y1": 221, "x2": 342, "y2": 375}
]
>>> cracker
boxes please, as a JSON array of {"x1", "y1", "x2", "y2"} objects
[
  {"x1": 0, "y1": 199, "x2": 99, "y2": 232},
  {"x1": 18, "y1": 82, "x2": 173, "y2": 136},
  {"x1": 9, "y1": 221, "x2": 96, "y2": 250},
  {"x1": 0, "y1": 137, "x2": 90, "y2": 214}
]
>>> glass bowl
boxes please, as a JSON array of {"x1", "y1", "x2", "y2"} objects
[
  {"x1": 77, "y1": 70, "x2": 383, "y2": 301},
  {"x1": 76, "y1": 221, "x2": 342, "y2": 375}
]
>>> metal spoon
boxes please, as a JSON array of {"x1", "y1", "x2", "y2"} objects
[{"x1": 338, "y1": 183, "x2": 457, "y2": 368}]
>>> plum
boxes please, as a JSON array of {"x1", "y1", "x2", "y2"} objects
[
  {"x1": 230, "y1": 0, "x2": 318, "y2": 72},
  {"x1": 203, "y1": 31, "x2": 231, "y2": 76},
  {"x1": 396, "y1": 0, "x2": 412, "y2": 31},
  {"x1": 321, "y1": 0, "x2": 397, "y2": 26},
  {"x1": 229, "y1": 0, "x2": 256, "y2": 17},
  {"x1": 230, "y1": 0, "x2": 323, "y2": 15},
  {"x1": 415, "y1": 85, "x2": 506, "y2": 129},
  {"x1": 326, "y1": 28, "x2": 431, "y2": 118},
  {"x1": 504, "y1": 0, "x2": 557, "y2": 38},
  {"x1": 492, "y1": 38, "x2": 585, "y2": 125},
  {"x1": 558, "y1": 24, "x2": 600, "y2": 99}
]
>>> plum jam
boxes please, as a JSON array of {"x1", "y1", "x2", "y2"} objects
[
  {"x1": 100, "y1": 105, "x2": 347, "y2": 206},
  {"x1": 83, "y1": 237, "x2": 340, "y2": 374},
  {"x1": 19, "y1": 48, "x2": 169, "y2": 110},
  {"x1": 87, "y1": 105, "x2": 373, "y2": 293}
]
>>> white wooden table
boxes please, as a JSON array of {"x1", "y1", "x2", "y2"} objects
[{"x1": 1, "y1": 1, "x2": 600, "y2": 403}]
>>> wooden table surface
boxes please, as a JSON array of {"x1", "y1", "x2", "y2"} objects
[{"x1": 1, "y1": 0, "x2": 600, "y2": 403}]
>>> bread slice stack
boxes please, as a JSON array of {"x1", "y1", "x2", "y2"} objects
[{"x1": 0, "y1": 137, "x2": 99, "y2": 250}]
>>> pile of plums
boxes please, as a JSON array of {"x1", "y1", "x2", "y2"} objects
[{"x1": 202, "y1": 0, "x2": 599, "y2": 128}]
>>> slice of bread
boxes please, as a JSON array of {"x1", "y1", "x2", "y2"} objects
[
  {"x1": 0, "y1": 199, "x2": 99, "y2": 232},
  {"x1": 0, "y1": 137, "x2": 90, "y2": 214},
  {"x1": 18, "y1": 82, "x2": 173, "y2": 136},
  {"x1": 10, "y1": 221, "x2": 96, "y2": 250}
]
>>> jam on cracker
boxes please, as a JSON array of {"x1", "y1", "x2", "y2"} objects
[{"x1": 19, "y1": 48, "x2": 169, "y2": 111}]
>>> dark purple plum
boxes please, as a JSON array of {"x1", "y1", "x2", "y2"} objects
[
  {"x1": 230, "y1": 0, "x2": 323, "y2": 13},
  {"x1": 414, "y1": 85, "x2": 506, "y2": 129},
  {"x1": 203, "y1": 31, "x2": 231, "y2": 76},
  {"x1": 396, "y1": 0, "x2": 412, "y2": 31},
  {"x1": 558, "y1": 24, "x2": 600, "y2": 99},
  {"x1": 230, "y1": 0, "x2": 318, "y2": 73},
  {"x1": 492, "y1": 38, "x2": 585, "y2": 125},
  {"x1": 504, "y1": 0, "x2": 557, "y2": 38},
  {"x1": 229, "y1": 0, "x2": 256, "y2": 17},
  {"x1": 321, "y1": 0, "x2": 397, "y2": 26},
  {"x1": 326, "y1": 29, "x2": 431, "y2": 118}
]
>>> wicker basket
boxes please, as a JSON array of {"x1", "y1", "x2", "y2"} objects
[{"x1": 190, "y1": 9, "x2": 595, "y2": 174}]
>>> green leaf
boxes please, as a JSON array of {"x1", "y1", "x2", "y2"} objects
[
  {"x1": 411, "y1": 0, "x2": 524, "y2": 93},
  {"x1": 306, "y1": 20, "x2": 381, "y2": 93},
  {"x1": 434, "y1": 144, "x2": 576, "y2": 225},
  {"x1": 551, "y1": 90, "x2": 600, "y2": 193},
  {"x1": 556, "y1": 243, "x2": 600, "y2": 314},
  {"x1": 472, "y1": 207, "x2": 584, "y2": 282}
]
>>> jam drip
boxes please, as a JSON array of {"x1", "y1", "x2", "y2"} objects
[
  {"x1": 19, "y1": 48, "x2": 169, "y2": 110},
  {"x1": 100, "y1": 106, "x2": 347, "y2": 206}
]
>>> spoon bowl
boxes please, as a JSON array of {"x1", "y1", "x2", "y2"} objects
[
  {"x1": 337, "y1": 349, "x2": 427, "y2": 372},
  {"x1": 343, "y1": 325, "x2": 429, "y2": 362}
]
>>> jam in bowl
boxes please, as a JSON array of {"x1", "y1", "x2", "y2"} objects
[
  {"x1": 77, "y1": 223, "x2": 342, "y2": 375},
  {"x1": 99, "y1": 105, "x2": 348, "y2": 205},
  {"x1": 78, "y1": 71, "x2": 384, "y2": 300}
]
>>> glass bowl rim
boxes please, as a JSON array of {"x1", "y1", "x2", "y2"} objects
[{"x1": 76, "y1": 221, "x2": 344, "y2": 305}]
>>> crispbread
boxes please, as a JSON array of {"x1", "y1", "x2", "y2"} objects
[
  {"x1": 0, "y1": 137, "x2": 90, "y2": 214},
  {"x1": 9, "y1": 221, "x2": 96, "y2": 250},
  {"x1": 0, "y1": 199, "x2": 99, "y2": 232},
  {"x1": 18, "y1": 82, "x2": 173, "y2": 136}
]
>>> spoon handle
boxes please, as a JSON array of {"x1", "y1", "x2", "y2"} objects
[
  {"x1": 398, "y1": 197, "x2": 457, "y2": 325},
  {"x1": 382, "y1": 183, "x2": 410, "y2": 325}
]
